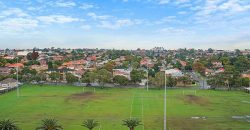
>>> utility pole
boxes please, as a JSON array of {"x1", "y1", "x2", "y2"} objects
[{"x1": 164, "y1": 70, "x2": 167, "y2": 130}]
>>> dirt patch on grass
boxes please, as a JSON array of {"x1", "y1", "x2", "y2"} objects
[
  {"x1": 66, "y1": 92, "x2": 97, "y2": 101},
  {"x1": 183, "y1": 95, "x2": 210, "y2": 106},
  {"x1": 167, "y1": 118, "x2": 229, "y2": 130}
]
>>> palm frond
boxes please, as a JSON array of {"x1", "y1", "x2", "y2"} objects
[{"x1": 82, "y1": 119, "x2": 99, "y2": 130}]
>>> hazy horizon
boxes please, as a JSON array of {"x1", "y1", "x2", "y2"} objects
[{"x1": 0, "y1": 0, "x2": 250, "y2": 49}]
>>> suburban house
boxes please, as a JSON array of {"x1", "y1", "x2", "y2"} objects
[
  {"x1": 212, "y1": 61, "x2": 223, "y2": 68},
  {"x1": 241, "y1": 70, "x2": 250, "y2": 79},
  {"x1": 3, "y1": 55, "x2": 15, "y2": 60},
  {"x1": 52, "y1": 55, "x2": 64, "y2": 61},
  {"x1": 0, "y1": 67, "x2": 12, "y2": 76},
  {"x1": 140, "y1": 58, "x2": 154, "y2": 68},
  {"x1": 6, "y1": 63, "x2": 24, "y2": 69},
  {"x1": 113, "y1": 69, "x2": 131, "y2": 80},
  {"x1": 30, "y1": 65, "x2": 48, "y2": 72},
  {"x1": 215, "y1": 68, "x2": 225, "y2": 73},
  {"x1": 177, "y1": 59, "x2": 187, "y2": 67},
  {"x1": 86, "y1": 55, "x2": 97, "y2": 61},
  {"x1": 0, "y1": 78, "x2": 18, "y2": 88},
  {"x1": 62, "y1": 59, "x2": 86, "y2": 67},
  {"x1": 165, "y1": 68, "x2": 184, "y2": 77},
  {"x1": 205, "y1": 68, "x2": 214, "y2": 75},
  {"x1": 17, "y1": 50, "x2": 31, "y2": 56}
]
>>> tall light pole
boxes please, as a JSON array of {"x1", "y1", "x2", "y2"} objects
[
  {"x1": 16, "y1": 57, "x2": 19, "y2": 97},
  {"x1": 147, "y1": 62, "x2": 149, "y2": 91},
  {"x1": 164, "y1": 70, "x2": 167, "y2": 130}
]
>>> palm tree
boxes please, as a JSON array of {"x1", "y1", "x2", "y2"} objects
[
  {"x1": 122, "y1": 118, "x2": 142, "y2": 130},
  {"x1": 36, "y1": 118, "x2": 63, "y2": 130},
  {"x1": 82, "y1": 119, "x2": 99, "y2": 130},
  {"x1": 0, "y1": 119, "x2": 19, "y2": 130}
]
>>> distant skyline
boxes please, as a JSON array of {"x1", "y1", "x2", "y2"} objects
[{"x1": 0, "y1": 0, "x2": 250, "y2": 50}]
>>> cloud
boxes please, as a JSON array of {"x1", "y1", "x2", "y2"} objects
[
  {"x1": 0, "y1": 18, "x2": 38, "y2": 32},
  {"x1": 157, "y1": 27, "x2": 186, "y2": 34},
  {"x1": 218, "y1": 0, "x2": 250, "y2": 13},
  {"x1": 178, "y1": 11, "x2": 187, "y2": 15},
  {"x1": 175, "y1": 0, "x2": 190, "y2": 4},
  {"x1": 0, "y1": 8, "x2": 28, "y2": 18},
  {"x1": 37, "y1": 15, "x2": 80, "y2": 24},
  {"x1": 155, "y1": 16, "x2": 176, "y2": 24},
  {"x1": 98, "y1": 19, "x2": 140, "y2": 29},
  {"x1": 191, "y1": 0, "x2": 250, "y2": 25},
  {"x1": 158, "y1": 0, "x2": 170, "y2": 5},
  {"x1": 195, "y1": 0, "x2": 250, "y2": 18},
  {"x1": 87, "y1": 12, "x2": 112, "y2": 20},
  {"x1": 158, "y1": 0, "x2": 190, "y2": 5},
  {"x1": 80, "y1": 3, "x2": 95, "y2": 10},
  {"x1": 80, "y1": 25, "x2": 91, "y2": 30},
  {"x1": 55, "y1": 1, "x2": 76, "y2": 7}
]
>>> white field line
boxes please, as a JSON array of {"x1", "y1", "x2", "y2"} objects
[
  {"x1": 141, "y1": 94, "x2": 144, "y2": 130},
  {"x1": 130, "y1": 94, "x2": 135, "y2": 118},
  {"x1": 241, "y1": 100, "x2": 250, "y2": 104},
  {"x1": 99, "y1": 124, "x2": 101, "y2": 130}
]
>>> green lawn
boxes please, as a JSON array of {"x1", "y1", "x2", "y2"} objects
[{"x1": 0, "y1": 85, "x2": 249, "y2": 130}]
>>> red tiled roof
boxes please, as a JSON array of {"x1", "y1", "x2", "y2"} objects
[
  {"x1": 6, "y1": 63, "x2": 24, "y2": 68},
  {"x1": 62, "y1": 59, "x2": 86, "y2": 66}
]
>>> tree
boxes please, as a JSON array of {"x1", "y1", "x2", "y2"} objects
[
  {"x1": 48, "y1": 61, "x2": 53, "y2": 69},
  {"x1": 0, "y1": 58, "x2": 7, "y2": 67},
  {"x1": 82, "y1": 119, "x2": 99, "y2": 130},
  {"x1": 148, "y1": 69, "x2": 156, "y2": 77},
  {"x1": 234, "y1": 56, "x2": 250, "y2": 72},
  {"x1": 151, "y1": 71, "x2": 165, "y2": 88},
  {"x1": 220, "y1": 56, "x2": 230, "y2": 65},
  {"x1": 179, "y1": 76, "x2": 190, "y2": 86},
  {"x1": 152, "y1": 62, "x2": 162, "y2": 73},
  {"x1": 49, "y1": 72, "x2": 61, "y2": 82},
  {"x1": 66, "y1": 73, "x2": 78, "y2": 83},
  {"x1": 130, "y1": 70, "x2": 146, "y2": 83},
  {"x1": 39, "y1": 72, "x2": 47, "y2": 81},
  {"x1": 113, "y1": 75, "x2": 129, "y2": 85},
  {"x1": 122, "y1": 118, "x2": 142, "y2": 130},
  {"x1": 36, "y1": 118, "x2": 62, "y2": 130},
  {"x1": 122, "y1": 61, "x2": 130, "y2": 69},
  {"x1": 82, "y1": 71, "x2": 97, "y2": 83},
  {"x1": 166, "y1": 76, "x2": 177, "y2": 87},
  {"x1": 235, "y1": 49, "x2": 242, "y2": 56},
  {"x1": 208, "y1": 48, "x2": 214, "y2": 53},
  {"x1": 96, "y1": 69, "x2": 112, "y2": 87},
  {"x1": 27, "y1": 50, "x2": 39, "y2": 60},
  {"x1": 104, "y1": 61, "x2": 115, "y2": 72},
  {"x1": 24, "y1": 60, "x2": 40, "y2": 66},
  {"x1": 131, "y1": 62, "x2": 139, "y2": 69},
  {"x1": 0, "y1": 75, "x2": 6, "y2": 81},
  {"x1": 192, "y1": 62, "x2": 205, "y2": 75},
  {"x1": 21, "y1": 67, "x2": 37, "y2": 76},
  {"x1": 173, "y1": 61, "x2": 182, "y2": 70},
  {"x1": 0, "y1": 119, "x2": 19, "y2": 130},
  {"x1": 240, "y1": 78, "x2": 250, "y2": 87}
]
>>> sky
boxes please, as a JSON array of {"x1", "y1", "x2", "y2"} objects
[{"x1": 0, "y1": 0, "x2": 250, "y2": 50}]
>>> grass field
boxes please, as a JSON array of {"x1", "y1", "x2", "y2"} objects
[{"x1": 0, "y1": 84, "x2": 250, "y2": 130}]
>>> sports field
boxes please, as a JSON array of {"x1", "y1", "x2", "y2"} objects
[{"x1": 0, "y1": 85, "x2": 249, "y2": 130}]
